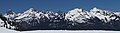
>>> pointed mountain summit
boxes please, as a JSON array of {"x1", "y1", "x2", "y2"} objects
[
  {"x1": 23, "y1": 8, "x2": 34, "y2": 13},
  {"x1": 6, "y1": 9, "x2": 15, "y2": 15},
  {"x1": 90, "y1": 7, "x2": 103, "y2": 14},
  {"x1": 90, "y1": 7, "x2": 98, "y2": 11},
  {"x1": 3, "y1": 9, "x2": 16, "y2": 18},
  {"x1": 15, "y1": 8, "x2": 39, "y2": 19}
]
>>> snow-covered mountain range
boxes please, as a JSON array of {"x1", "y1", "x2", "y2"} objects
[{"x1": 0, "y1": 7, "x2": 120, "y2": 31}]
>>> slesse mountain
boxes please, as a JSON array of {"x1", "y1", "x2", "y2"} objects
[{"x1": 0, "y1": 7, "x2": 120, "y2": 31}]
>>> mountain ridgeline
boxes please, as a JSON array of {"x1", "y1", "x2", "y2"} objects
[{"x1": 0, "y1": 7, "x2": 120, "y2": 31}]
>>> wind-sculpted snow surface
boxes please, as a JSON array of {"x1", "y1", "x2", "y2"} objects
[{"x1": 0, "y1": 7, "x2": 120, "y2": 31}]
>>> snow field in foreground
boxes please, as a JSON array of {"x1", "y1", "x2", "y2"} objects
[{"x1": 0, "y1": 27, "x2": 120, "y2": 33}]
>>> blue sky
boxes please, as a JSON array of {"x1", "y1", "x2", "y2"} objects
[{"x1": 0, "y1": 0, "x2": 120, "y2": 13}]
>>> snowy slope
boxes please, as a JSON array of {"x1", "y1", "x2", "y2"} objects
[
  {"x1": 90, "y1": 7, "x2": 119, "y2": 22},
  {"x1": 0, "y1": 27, "x2": 19, "y2": 33},
  {"x1": 65, "y1": 8, "x2": 91, "y2": 23},
  {"x1": 65, "y1": 7, "x2": 120, "y2": 23},
  {"x1": 0, "y1": 19, "x2": 4, "y2": 27}
]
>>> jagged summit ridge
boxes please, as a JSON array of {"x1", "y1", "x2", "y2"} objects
[{"x1": 0, "y1": 7, "x2": 120, "y2": 31}]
